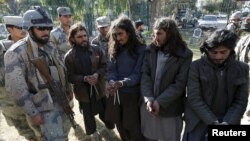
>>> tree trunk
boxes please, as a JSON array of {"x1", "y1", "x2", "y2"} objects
[
  {"x1": 127, "y1": 0, "x2": 132, "y2": 18},
  {"x1": 150, "y1": 0, "x2": 158, "y2": 25},
  {"x1": 5, "y1": 0, "x2": 18, "y2": 15}
]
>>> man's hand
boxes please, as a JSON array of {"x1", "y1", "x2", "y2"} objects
[
  {"x1": 107, "y1": 80, "x2": 117, "y2": 96},
  {"x1": 31, "y1": 114, "x2": 44, "y2": 125},
  {"x1": 84, "y1": 73, "x2": 99, "y2": 85},
  {"x1": 151, "y1": 100, "x2": 160, "y2": 116},
  {"x1": 88, "y1": 73, "x2": 99, "y2": 85},
  {"x1": 113, "y1": 81, "x2": 123, "y2": 88}
]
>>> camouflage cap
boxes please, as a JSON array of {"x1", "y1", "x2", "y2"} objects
[
  {"x1": 57, "y1": 7, "x2": 72, "y2": 16},
  {"x1": 3, "y1": 16, "x2": 23, "y2": 27},
  {"x1": 96, "y1": 16, "x2": 110, "y2": 28}
]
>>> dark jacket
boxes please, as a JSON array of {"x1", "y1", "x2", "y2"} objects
[
  {"x1": 108, "y1": 45, "x2": 146, "y2": 94},
  {"x1": 184, "y1": 56, "x2": 249, "y2": 132},
  {"x1": 141, "y1": 44, "x2": 193, "y2": 117},
  {"x1": 64, "y1": 45, "x2": 107, "y2": 102}
]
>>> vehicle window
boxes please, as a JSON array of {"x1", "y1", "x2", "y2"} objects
[{"x1": 203, "y1": 16, "x2": 217, "y2": 21}]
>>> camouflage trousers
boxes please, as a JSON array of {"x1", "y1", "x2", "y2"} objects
[
  {"x1": 0, "y1": 87, "x2": 41, "y2": 140},
  {"x1": 33, "y1": 103, "x2": 70, "y2": 141}
]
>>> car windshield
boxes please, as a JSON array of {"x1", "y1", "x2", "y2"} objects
[
  {"x1": 203, "y1": 16, "x2": 217, "y2": 21},
  {"x1": 217, "y1": 15, "x2": 227, "y2": 20}
]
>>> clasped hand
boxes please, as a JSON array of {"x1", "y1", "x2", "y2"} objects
[
  {"x1": 84, "y1": 73, "x2": 99, "y2": 85},
  {"x1": 107, "y1": 80, "x2": 122, "y2": 96},
  {"x1": 146, "y1": 100, "x2": 160, "y2": 117}
]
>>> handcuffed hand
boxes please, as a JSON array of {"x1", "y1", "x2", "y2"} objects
[
  {"x1": 107, "y1": 80, "x2": 117, "y2": 96},
  {"x1": 84, "y1": 73, "x2": 99, "y2": 85},
  {"x1": 113, "y1": 81, "x2": 123, "y2": 88},
  {"x1": 151, "y1": 100, "x2": 160, "y2": 116}
]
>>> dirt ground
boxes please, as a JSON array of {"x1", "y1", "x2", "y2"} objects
[
  {"x1": 1, "y1": 98, "x2": 250, "y2": 141},
  {"x1": 0, "y1": 99, "x2": 121, "y2": 141}
]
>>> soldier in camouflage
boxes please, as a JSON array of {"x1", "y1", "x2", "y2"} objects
[
  {"x1": 4, "y1": 7, "x2": 71, "y2": 141},
  {"x1": 0, "y1": 16, "x2": 41, "y2": 141},
  {"x1": 50, "y1": 6, "x2": 73, "y2": 60},
  {"x1": 226, "y1": 11, "x2": 242, "y2": 36},
  {"x1": 50, "y1": 7, "x2": 75, "y2": 134},
  {"x1": 235, "y1": 30, "x2": 250, "y2": 123},
  {"x1": 91, "y1": 16, "x2": 111, "y2": 60}
]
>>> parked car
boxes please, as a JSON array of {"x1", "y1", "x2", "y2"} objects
[
  {"x1": 198, "y1": 15, "x2": 218, "y2": 30},
  {"x1": 176, "y1": 9, "x2": 198, "y2": 28},
  {"x1": 217, "y1": 14, "x2": 228, "y2": 29}
]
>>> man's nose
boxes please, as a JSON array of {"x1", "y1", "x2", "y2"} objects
[
  {"x1": 215, "y1": 54, "x2": 223, "y2": 59},
  {"x1": 116, "y1": 35, "x2": 121, "y2": 41}
]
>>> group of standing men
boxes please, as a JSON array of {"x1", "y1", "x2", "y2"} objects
[{"x1": 0, "y1": 5, "x2": 250, "y2": 141}]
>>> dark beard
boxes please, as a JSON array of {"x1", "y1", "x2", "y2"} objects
[
  {"x1": 75, "y1": 42, "x2": 89, "y2": 48},
  {"x1": 30, "y1": 29, "x2": 49, "y2": 45}
]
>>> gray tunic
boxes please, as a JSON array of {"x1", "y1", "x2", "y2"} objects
[{"x1": 141, "y1": 51, "x2": 183, "y2": 141}]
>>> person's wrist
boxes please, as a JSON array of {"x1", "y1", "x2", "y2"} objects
[
  {"x1": 119, "y1": 81, "x2": 123, "y2": 87},
  {"x1": 109, "y1": 80, "x2": 115, "y2": 84},
  {"x1": 84, "y1": 76, "x2": 88, "y2": 82},
  {"x1": 221, "y1": 122, "x2": 229, "y2": 125},
  {"x1": 93, "y1": 73, "x2": 99, "y2": 78},
  {"x1": 211, "y1": 120, "x2": 220, "y2": 125}
]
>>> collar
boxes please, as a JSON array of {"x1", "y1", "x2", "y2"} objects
[
  {"x1": 201, "y1": 55, "x2": 234, "y2": 70},
  {"x1": 58, "y1": 25, "x2": 69, "y2": 34},
  {"x1": 26, "y1": 35, "x2": 54, "y2": 58},
  {"x1": 148, "y1": 43, "x2": 188, "y2": 58},
  {"x1": 98, "y1": 34, "x2": 108, "y2": 42},
  {"x1": 74, "y1": 44, "x2": 95, "y2": 53}
]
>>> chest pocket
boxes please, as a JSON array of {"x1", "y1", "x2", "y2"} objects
[{"x1": 58, "y1": 33, "x2": 67, "y2": 44}]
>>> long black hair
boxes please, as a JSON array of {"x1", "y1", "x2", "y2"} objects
[
  {"x1": 152, "y1": 17, "x2": 187, "y2": 56},
  {"x1": 108, "y1": 15, "x2": 142, "y2": 59},
  {"x1": 200, "y1": 29, "x2": 238, "y2": 55}
]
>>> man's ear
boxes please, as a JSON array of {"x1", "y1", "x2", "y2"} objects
[
  {"x1": 69, "y1": 37, "x2": 75, "y2": 44},
  {"x1": 6, "y1": 27, "x2": 11, "y2": 33}
]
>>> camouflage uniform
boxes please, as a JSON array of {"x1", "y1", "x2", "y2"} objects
[
  {"x1": 226, "y1": 23, "x2": 241, "y2": 35},
  {"x1": 50, "y1": 26, "x2": 74, "y2": 135},
  {"x1": 91, "y1": 35, "x2": 109, "y2": 60},
  {"x1": 50, "y1": 26, "x2": 70, "y2": 60},
  {"x1": 4, "y1": 35, "x2": 69, "y2": 141},
  {"x1": 0, "y1": 36, "x2": 41, "y2": 141},
  {"x1": 235, "y1": 34, "x2": 250, "y2": 121}
]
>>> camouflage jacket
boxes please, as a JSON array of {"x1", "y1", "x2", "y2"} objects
[
  {"x1": 226, "y1": 23, "x2": 241, "y2": 35},
  {"x1": 4, "y1": 35, "x2": 68, "y2": 117},
  {"x1": 91, "y1": 34, "x2": 109, "y2": 61},
  {"x1": 0, "y1": 36, "x2": 15, "y2": 106},
  {"x1": 50, "y1": 26, "x2": 70, "y2": 60},
  {"x1": 235, "y1": 35, "x2": 250, "y2": 66},
  {"x1": 0, "y1": 35, "x2": 14, "y2": 87},
  {"x1": 235, "y1": 35, "x2": 250, "y2": 65}
]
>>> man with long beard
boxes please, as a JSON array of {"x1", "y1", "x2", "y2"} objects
[
  {"x1": 0, "y1": 16, "x2": 41, "y2": 141},
  {"x1": 64, "y1": 23, "x2": 114, "y2": 141}
]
